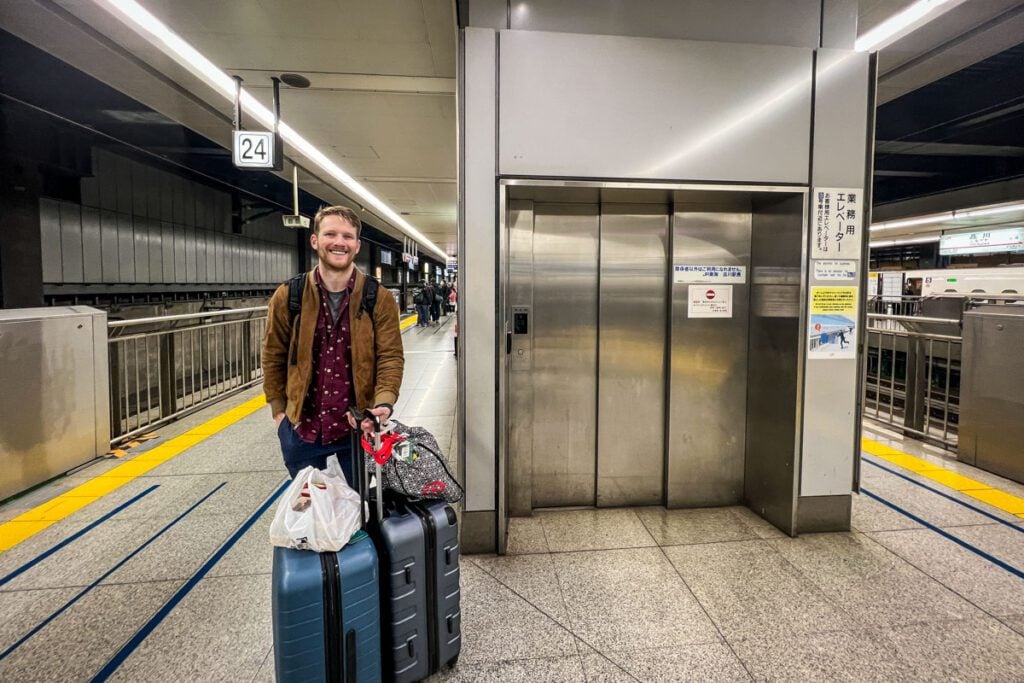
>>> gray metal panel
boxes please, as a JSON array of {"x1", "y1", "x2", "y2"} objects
[
  {"x1": 100, "y1": 210, "x2": 120, "y2": 282},
  {"x1": 148, "y1": 219, "x2": 162, "y2": 283},
  {"x1": 117, "y1": 214, "x2": 135, "y2": 282},
  {"x1": 81, "y1": 175, "x2": 99, "y2": 209},
  {"x1": 183, "y1": 178, "x2": 196, "y2": 227},
  {"x1": 498, "y1": 31, "x2": 813, "y2": 184},
  {"x1": 531, "y1": 203, "x2": 599, "y2": 507},
  {"x1": 59, "y1": 202, "x2": 84, "y2": 283},
  {"x1": 161, "y1": 222, "x2": 174, "y2": 283},
  {"x1": 468, "y1": 0, "x2": 507, "y2": 28},
  {"x1": 115, "y1": 156, "x2": 132, "y2": 215},
  {"x1": 462, "y1": 27, "x2": 498, "y2": 512},
  {"x1": 801, "y1": 48, "x2": 871, "y2": 498},
  {"x1": 507, "y1": 0, "x2": 821, "y2": 48},
  {"x1": 97, "y1": 151, "x2": 117, "y2": 211},
  {"x1": 131, "y1": 161, "x2": 147, "y2": 217},
  {"x1": 232, "y1": 236, "x2": 242, "y2": 282},
  {"x1": 206, "y1": 231, "x2": 218, "y2": 282},
  {"x1": 821, "y1": 0, "x2": 858, "y2": 49},
  {"x1": 507, "y1": 200, "x2": 534, "y2": 516},
  {"x1": 667, "y1": 201, "x2": 750, "y2": 507},
  {"x1": 0, "y1": 307, "x2": 108, "y2": 500},
  {"x1": 597, "y1": 203, "x2": 668, "y2": 507},
  {"x1": 185, "y1": 227, "x2": 198, "y2": 283},
  {"x1": 174, "y1": 225, "x2": 186, "y2": 283},
  {"x1": 160, "y1": 173, "x2": 174, "y2": 220},
  {"x1": 81, "y1": 207, "x2": 103, "y2": 282},
  {"x1": 146, "y1": 166, "x2": 161, "y2": 218},
  {"x1": 745, "y1": 193, "x2": 806, "y2": 535},
  {"x1": 134, "y1": 217, "x2": 150, "y2": 283},
  {"x1": 958, "y1": 309, "x2": 1024, "y2": 485},
  {"x1": 215, "y1": 233, "x2": 226, "y2": 282},
  {"x1": 195, "y1": 230, "x2": 208, "y2": 283},
  {"x1": 39, "y1": 199, "x2": 63, "y2": 283}
]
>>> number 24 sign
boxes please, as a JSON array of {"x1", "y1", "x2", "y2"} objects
[{"x1": 233, "y1": 131, "x2": 277, "y2": 169}]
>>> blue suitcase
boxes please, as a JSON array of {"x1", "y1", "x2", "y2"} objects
[{"x1": 272, "y1": 436, "x2": 382, "y2": 683}]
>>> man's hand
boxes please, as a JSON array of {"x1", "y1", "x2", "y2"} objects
[
  {"x1": 274, "y1": 412, "x2": 286, "y2": 427},
  {"x1": 346, "y1": 405, "x2": 392, "y2": 434}
]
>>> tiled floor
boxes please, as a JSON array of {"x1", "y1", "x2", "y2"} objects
[{"x1": 2, "y1": 310, "x2": 1024, "y2": 681}]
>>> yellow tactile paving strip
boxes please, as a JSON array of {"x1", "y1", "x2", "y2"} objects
[
  {"x1": 400, "y1": 314, "x2": 418, "y2": 331},
  {"x1": 0, "y1": 395, "x2": 268, "y2": 554},
  {"x1": 862, "y1": 437, "x2": 1024, "y2": 519}
]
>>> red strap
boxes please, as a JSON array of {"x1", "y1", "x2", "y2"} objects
[{"x1": 360, "y1": 432, "x2": 406, "y2": 465}]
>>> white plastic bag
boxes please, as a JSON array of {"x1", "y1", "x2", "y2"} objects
[{"x1": 270, "y1": 455, "x2": 362, "y2": 552}]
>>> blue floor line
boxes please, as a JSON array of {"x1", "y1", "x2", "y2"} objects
[
  {"x1": 0, "y1": 482, "x2": 225, "y2": 662},
  {"x1": 863, "y1": 457, "x2": 1024, "y2": 534},
  {"x1": 861, "y1": 488, "x2": 1024, "y2": 581},
  {"x1": 0, "y1": 485, "x2": 160, "y2": 588},
  {"x1": 91, "y1": 478, "x2": 289, "y2": 682}
]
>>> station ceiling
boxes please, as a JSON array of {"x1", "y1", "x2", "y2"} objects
[{"x1": 2, "y1": 0, "x2": 1023, "y2": 254}]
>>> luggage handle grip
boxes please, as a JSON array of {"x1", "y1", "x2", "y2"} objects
[{"x1": 348, "y1": 406, "x2": 385, "y2": 524}]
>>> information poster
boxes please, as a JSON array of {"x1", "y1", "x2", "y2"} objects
[
  {"x1": 812, "y1": 187, "x2": 863, "y2": 259},
  {"x1": 674, "y1": 265, "x2": 746, "y2": 283},
  {"x1": 808, "y1": 286, "x2": 857, "y2": 359},
  {"x1": 813, "y1": 259, "x2": 857, "y2": 281},
  {"x1": 688, "y1": 285, "x2": 733, "y2": 318}
]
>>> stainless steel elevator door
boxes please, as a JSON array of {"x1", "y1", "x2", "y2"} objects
[
  {"x1": 531, "y1": 203, "x2": 599, "y2": 507},
  {"x1": 597, "y1": 204, "x2": 669, "y2": 506}
]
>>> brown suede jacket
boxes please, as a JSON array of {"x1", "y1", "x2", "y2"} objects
[{"x1": 261, "y1": 268, "x2": 404, "y2": 424}]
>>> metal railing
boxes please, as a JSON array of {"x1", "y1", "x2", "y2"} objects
[
  {"x1": 108, "y1": 307, "x2": 267, "y2": 444},
  {"x1": 866, "y1": 295, "x2": 923, "y2": 317},
  {"x1": 862, "y1": 312, "x2": 961, "y2": 449}
]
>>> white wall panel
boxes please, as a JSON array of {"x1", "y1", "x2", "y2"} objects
[
  {"x1": 161, "y1": 222, "x2": 174, "y2": 283},
  {"x1": 499, "y1": 31, "x2": 812, "y2": 184},
  {"x1": 148, "y1": 219, "x2": 162, "y2": 283},
  {"x1": 39, "y1": 199, "x2": 63, "y2": 283},
  {"x1": 134, "y1": 217, "x2": 150, "y2": 283},
  {"x1": 174, "y1": 225, "x2": 186, "y2": 283},
  {"x1": 117, "y1": 214, "x2": 135, "y2": 282},
  {"x1": 59, "y1": 202, "x2": 84, "y2": 283},
  {"x1": 100, "y1": 210, "x2": 119, "y2": 282},
  {"x1": 81, "y1": 207, "x2": 102, "y2": 282},
  {"x1": 185, "y1": 227, "x2": 197, "y2": 283}
]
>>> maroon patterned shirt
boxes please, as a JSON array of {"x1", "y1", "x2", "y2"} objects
[{"x1": 295, "y1": 269, "x2": 357, "y2": 444}]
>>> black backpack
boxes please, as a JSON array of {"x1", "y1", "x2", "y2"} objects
[{"x1": 285, "y1": 271, "x2": 380, "y2": 366}]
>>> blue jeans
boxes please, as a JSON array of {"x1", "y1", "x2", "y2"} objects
[
  {"x1": 277, "y1": 418, "x2": 355, "y2": 484},
  {"x1": 417, "y1": 304, "x2": 430, "y2": 325}
]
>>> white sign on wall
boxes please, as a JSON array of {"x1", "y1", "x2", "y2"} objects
[
  {"x1": 232, "y1": 131, "x2": 277, "y2": 169},
  {"x1": 688, "y1": 285, "x2": 733, "y2": 318},
  {"x1": 674, "y1": 265, "x2": 746, "y2": 283},
  {"x1": 813, "y1": 187, "x2": 863, "y2": 259},
  {"x1": 939, "y1": 227, "x2": 1024, "y2": 256},
  {"x1": 813, "y1": 259, "x2": 857, "y2": 281}
]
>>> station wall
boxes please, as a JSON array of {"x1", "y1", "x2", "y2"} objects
[{"x1": 39, "y1": 148, "x2": 294, "y2": 287}]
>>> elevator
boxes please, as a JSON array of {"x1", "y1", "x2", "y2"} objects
[{"x1": 504, "y1": 184, "x2": 807, "y2": 519}]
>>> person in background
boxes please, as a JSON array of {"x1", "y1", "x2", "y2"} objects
[
  {"x1": 416, "y1": 281, "x2": 431, "y2": 327},
  {"x1": 430, "y1": 279, "x2": 442, "y2": 325},
  {"x1": 262, "y1": 205, "x2": 405, "y2": 481}
]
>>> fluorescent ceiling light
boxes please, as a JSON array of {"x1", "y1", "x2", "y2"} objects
[
  {"x1": 93, "y1": 0, "x2": 450, "y2": 261},
  {"x1": 869, "y1": 235, "x2": 941, "y2": 248},
  {"x1": 871, "y1": 202, "x2": 1024, "y2": 232},
  {"x1": 855, "y1": 0, "x2": 956, "y2": 53}
]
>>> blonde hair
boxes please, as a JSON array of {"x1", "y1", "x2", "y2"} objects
[{"x1": 312, "y1": 205, "x2": 361, "y2": 236}]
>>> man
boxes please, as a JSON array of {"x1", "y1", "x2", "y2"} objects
[
  {"x1": 416, "y1": 280, "x2": 430, "y2": 327},
  {"x1": 262, "y1": 205, "x2": 404, "y2": 481}
]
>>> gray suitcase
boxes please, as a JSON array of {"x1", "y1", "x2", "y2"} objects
[{"x1": 355, "y1": 410, "x2": 462, "y2": 682}]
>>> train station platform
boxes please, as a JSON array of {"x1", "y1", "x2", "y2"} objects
[{"x1": 1, "y1": 312, "x2": 1023, "y2": 681}]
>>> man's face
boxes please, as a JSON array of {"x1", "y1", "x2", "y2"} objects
[{"x1": 311, "y1": 215, "x2": 360, "y2": 272}]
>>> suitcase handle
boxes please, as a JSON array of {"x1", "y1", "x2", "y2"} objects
[{"x1": 348, "y1": 406, "x2": 385, "y2": 524}]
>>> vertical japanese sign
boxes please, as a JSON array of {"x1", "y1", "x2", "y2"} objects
[
  {"x1": 808, "y1": 286, "x2": 857, "y2": 359},
  {"x1": 813, "y1": 187, "x2": 863, "y2": 259}
]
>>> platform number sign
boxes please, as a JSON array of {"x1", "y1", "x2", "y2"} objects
[{"x1": 233, "y1": 130, "x2": 276, "y2": 169}]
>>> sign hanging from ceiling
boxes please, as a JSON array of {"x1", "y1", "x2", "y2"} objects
[
  {"x1": 939, "y1": 227, "x2": 1024, "y2": 256},
  {"x1": 233, "y1": 131, "x2": 278, "y2": 169}
]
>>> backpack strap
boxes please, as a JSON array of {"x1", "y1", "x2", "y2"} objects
[
  {"x1": 357, "y1": 276, "x2": 380, "y2": 325},
  {"x1": 285, "y1": 272, "x2": 307, "y2": 366}
]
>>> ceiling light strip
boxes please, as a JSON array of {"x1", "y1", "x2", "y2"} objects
[
  {"x1": 871, "y1": 202, "x2": 1024, "y2": 232},
  {"x1": 855, "y1": 0, "x2": 955, "y2": 53},
  {"x1": 94, "y1": 0, "x2": 450, "y2": 261}
]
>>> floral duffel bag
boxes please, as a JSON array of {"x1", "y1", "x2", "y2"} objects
[{"x1": 360, "y1": 419, "x2": 464, "y2": 504}]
